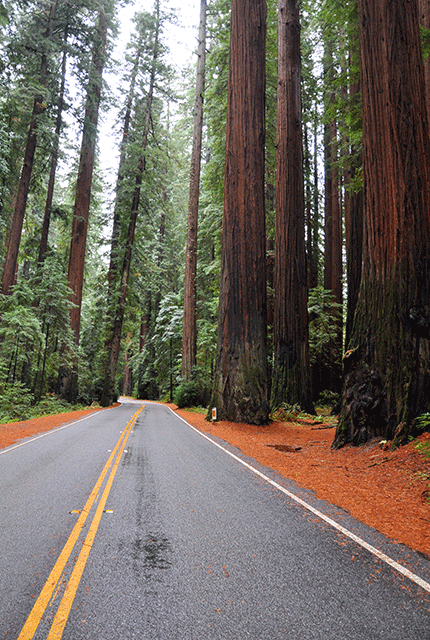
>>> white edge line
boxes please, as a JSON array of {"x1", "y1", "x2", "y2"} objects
[
  {"x1": 0, "y1": 409, "x2": 112, "y2": 456},
  {"x1": 169, "y1": 407, "x2": 430, "y2": 596}
]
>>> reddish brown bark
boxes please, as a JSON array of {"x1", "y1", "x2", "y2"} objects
[
  {"x1": 334, "y1": 0, "x2": 430, "y2": 447},
  {"x1": 209, "y1": 0, "x2": 269, "y2": 425},
  {"x1": 68, "y1": 8, "x2": 108, "y2": 344},
  {"x1": 181, "y1": 0, "x2": 207, "y2": 381},
  {"x1": 272, "y1": 0, "x2": 313, "y2": 412}
]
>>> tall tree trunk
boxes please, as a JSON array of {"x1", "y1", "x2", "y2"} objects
[
  {"x1": 209, "y1": 0, "x2": 269, "y2": 425},
  {"x1": 38, "y1": 29, "x2": 68, "y2": 266},
  {"x1": 100, "y1": 1, "x2": 160, "y2": 406},
  {"x1": 321, "y1": 43, "x2": 342, "y2": 395},
  {"x1": 58, "y1": 3, "x2": 110, "y2": 401},
  {"x1": 1, "y1": 0, "x2": 58, "y2": 294},
  {"x1": 181, "y1": 0, "x2": 207, "y2": 381},
  {"x1": 334, "y1": 0, "x2": 430, "y2": 447},
  {"x1": 271, "y1": 0, "x2": 313, "y2": 412},
  {"x1": 304, "y1": 121, "x2": 317, "y2": 290}
]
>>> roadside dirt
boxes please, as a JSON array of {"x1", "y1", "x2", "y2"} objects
[{"x1": 1, "y1": 403, "x2": 429, "y2": 558}]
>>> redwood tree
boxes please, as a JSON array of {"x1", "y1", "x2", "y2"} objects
[
  {"x1": 271, "y1": 0, "x2": 313, "y2": 412},
  {"x1": 334, "y1": 0, "x2": 430, "y2": 447},
  {"x1": 209, "y1": 0, "x2": 269, "y2": 425},
  {"x1": 181, "y1": 0, "x2": 207, "y2": 381},
  {"x1": 58, "y1": 1, "x2": 111, "y2": 401}
]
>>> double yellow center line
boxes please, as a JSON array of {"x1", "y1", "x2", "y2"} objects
[{"x1": 18, "y1": 404, "x2": 144, "y2": 640}]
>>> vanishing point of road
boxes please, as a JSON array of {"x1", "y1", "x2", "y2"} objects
[{"x1": 1, "y1": 399, "x2": 430, "y2": 639}]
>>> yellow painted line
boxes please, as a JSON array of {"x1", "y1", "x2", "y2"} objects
[
  {"x1": 46, "y1": 410, "x2": 137, "y2": 639},
  {"x1": 17, "y1": 404, "x2": 144, "y2": 640}
]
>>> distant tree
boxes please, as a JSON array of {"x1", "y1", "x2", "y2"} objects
[
  {"x1": 334, "y1": 0, "x2": 430, "y2": 447},
  {"x1": 209, "y1": 0, "x2": 269, "y2": 425},
  {"x1": 271, "y1": 0, "x2": 313, "y2": 412}
]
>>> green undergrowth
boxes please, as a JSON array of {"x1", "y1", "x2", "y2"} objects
[
  {"x1": 0, "y1": 387, "x2": 97, "y2": 425},
  {"x1": 180, "y1": 406, "x2": 207, "y2": 415},
  {"x1": 270, "y1": 402, "x2": 337, "y2": 425},
  {"x1": 413, "y1": 440, "x2": 430, "y2": 459}
]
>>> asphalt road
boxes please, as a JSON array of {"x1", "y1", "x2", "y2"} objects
[{"x1": 1, "y1": 400, "x2": 430, "y2": 639}]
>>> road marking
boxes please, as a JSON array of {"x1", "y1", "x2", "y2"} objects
[
  {"x1": 170, "y1": 407, "x2": 430, "y2": 596},
  {"x1": 17, "y1": 404, "x2": 144, "y2": 640}
]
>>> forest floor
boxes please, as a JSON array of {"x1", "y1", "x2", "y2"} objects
[{"x1": 1, "y1": 402, "x2": 430, "y2": 558}]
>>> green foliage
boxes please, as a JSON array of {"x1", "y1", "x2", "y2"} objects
[
  {"x1": 414, "y1": 440, "x2": 430, "y2": 459},
  {"x1": 270, "y1": 403, "x2": 303, "y2": 422},
  {"x1": 317, "y1": 389, "x2": 339, "y2": 408},
  {"x1": 308, "y1": 286, "x2": 343, "y2": 366},
  {"x1": 414, "y1": 413, "x2": 430, "y2": 432},
  {"x1": 173, "y1": 379, "x2": 201, "y2": 409},
  {"x1": 421, "y1": 25, "x2": 430, "y2": 61}
]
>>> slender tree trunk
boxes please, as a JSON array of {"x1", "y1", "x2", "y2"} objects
[
  {"x1": 106, "y1": 40, "x2": 142, "y2": 303},
  {"x1": 304, "y1": 122, "x2": 315, "y2": 290},
  {"x1": 334, "y1": 0, "x2": 430, "y2": 447},
  {"x1": 1, "y1": 0, "x2": 58, "y2": 294},
  {"x1": 58, "y1": 3, "x2": 110, "y2": 401},
  {"x1": 322, "y1": 43, "x2": 342, "y2": 395},
  {"x1": 209, "y1": 0, "x2": 269, "y2": 425},
  {"x1": 344, "y1": 60, "x2": 363, "y2": 350},
  {"x1": 181, "y1": 0, "x2": 207, "y2": 381},
  {"x1": 38, "y1": 27, "x2": 68, "y2": 266},
  {"x1": 271, "y1": 0, "x2": 313, "y2": 412},
  {"x1": 122, "y1": 333, "x2": 133, "y2": 395},
  {"x1": 311, "y1": 112, "x2": 319, "y2": 288}
]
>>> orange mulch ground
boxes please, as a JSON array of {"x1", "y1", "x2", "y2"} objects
[{"x1": 1, "y1": 403, "x2": 429, "y2": 557}]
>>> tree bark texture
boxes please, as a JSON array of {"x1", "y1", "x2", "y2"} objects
[
  {"x1": 181, "y1": 0, "x2": 207, "y2": 381},
  {"x1": 210, "y1": 0, "x2": 269, "y2": 425},
  {"x1": 271, "y1": 0, "x2": 313, "y2": 412},
  {"x1": 334, "y1": 0, "x2": 430, "y2": 447}
]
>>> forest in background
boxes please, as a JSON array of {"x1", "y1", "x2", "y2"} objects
[{"x1": 1, "y1": 0, "x2": 430, "y2": 449}]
